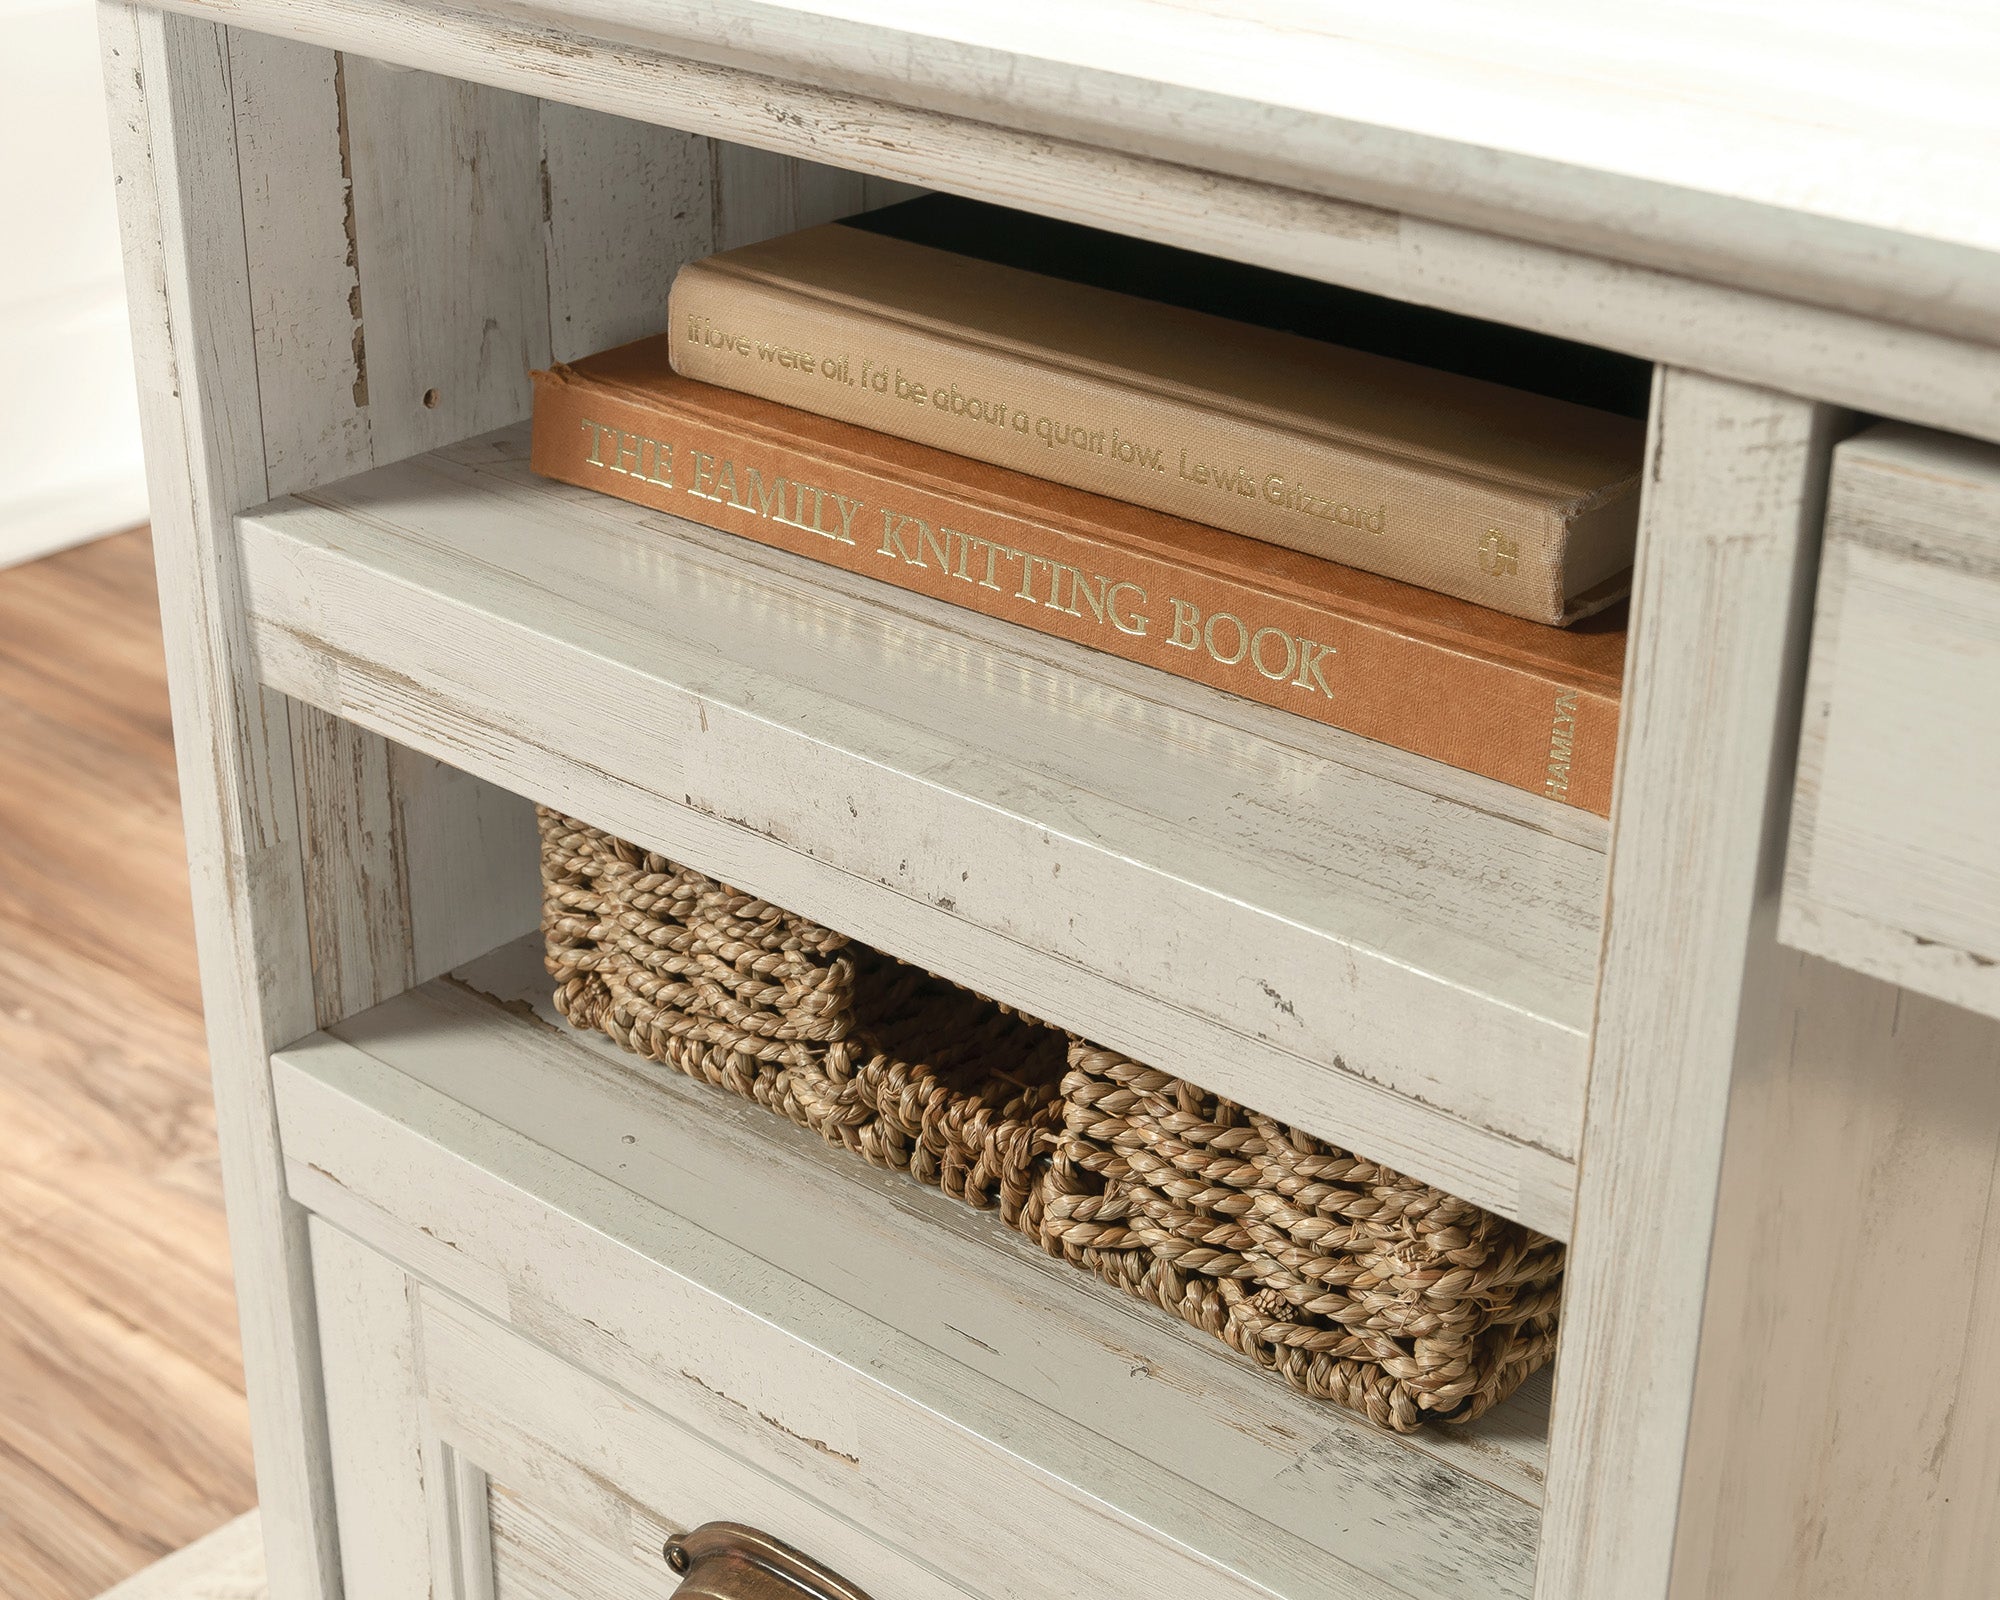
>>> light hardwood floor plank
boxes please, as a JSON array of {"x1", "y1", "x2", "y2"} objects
[{"x1": 0, "y1": 530, "x2": 254, "y2": 1600}]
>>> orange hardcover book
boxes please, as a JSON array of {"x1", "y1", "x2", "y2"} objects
[{"x1": 532, "y1": 335, "x2": 1624, "y2": 813}]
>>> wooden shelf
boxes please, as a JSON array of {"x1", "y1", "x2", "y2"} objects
[
  {"x1": 238, "y1": 426, "x2": 1602, "y2": 1235},
  {"x1": 275, "y1": 934, "x2": 1549, "y2": 1600}
]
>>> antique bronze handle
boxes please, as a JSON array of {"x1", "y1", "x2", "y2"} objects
[{"x1": 663, "y1": 1522, "x2": 876, "y2": 1600}]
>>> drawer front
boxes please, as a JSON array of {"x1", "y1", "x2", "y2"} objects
[
  {"x1": 1783, "y1": 422, "x2": 2000, "y2": 1019},
  {"x1": 310, "y1": 1219, "x2": 969, "y2": 1600}
]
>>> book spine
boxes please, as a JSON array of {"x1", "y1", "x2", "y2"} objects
[
  {"x1": 667, "y1": 260, "x2": 1581, "y2": 624},
  {"x1": 530, "y1": 376, "x2": 1616, "y2": 814}
]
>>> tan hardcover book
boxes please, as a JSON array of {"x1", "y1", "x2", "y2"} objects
[
  {"x1": 532, "y1": 336, "x2": 1624, "y2": 813},
  {"x1": 665, "y1": 220, "x2": 1645, "y2": 625}
]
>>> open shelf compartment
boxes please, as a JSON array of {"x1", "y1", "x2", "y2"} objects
[
  {"x1": 239, "y1": 426, "x2": 1603, "y2": 1235},
  {"x1": 276, "y1": 933, "x2": 1548, "y2": 1600}
]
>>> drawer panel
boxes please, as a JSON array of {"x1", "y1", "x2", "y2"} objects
[
  {"x1": 1784, "y1": 422, "x2": 2000, "y2": 1019},
  {"x1": 310, "y1": 1220, "x2": 962, "y2": 1600}
]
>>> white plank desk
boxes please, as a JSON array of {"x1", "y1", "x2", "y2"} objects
[{"x1": 102, "y1": 5, "x2": 2000, "y2": 1598}]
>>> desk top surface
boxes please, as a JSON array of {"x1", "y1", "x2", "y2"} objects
[{"x1": 496, "y1": 0, "x2": 2000, "y2": 336}]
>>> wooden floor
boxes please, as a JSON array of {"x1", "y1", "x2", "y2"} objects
[{"x1": 0, "y1": 531, "x2": 256, "y2": 1600}]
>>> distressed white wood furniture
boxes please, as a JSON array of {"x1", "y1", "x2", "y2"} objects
[
  {"x1": 1782, "y1": 424, "x2": 2000, "y2": 1023},
  {"x1": 102, "y1": 6, "x2": 2000, "y2": 1599}
]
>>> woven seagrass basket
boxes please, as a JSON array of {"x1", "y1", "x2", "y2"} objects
[
  {"x1": 538, "y1": 807, "x2": 1564, "y2": 1432},
  {"x1": 1043, "y1": 1045, "x2": 1564, "y2": 1431},
  {"x1": 539, "y1": 809, "x2": 1066, "y2": 1226}
]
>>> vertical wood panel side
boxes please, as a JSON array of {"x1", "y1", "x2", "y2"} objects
[
  {"x1": 788, "y1": 153, "x2": 872, "y2": 228},
  {"x1": 370, "y1": 94, "x2": 734, "y2": 982},
  {"x1": 539, "y1": 100, "x2": 714, "y2": 363},
  {"x1": 712, "y1": 142, "x2": 867, "y2": 250},
  {"x1": 225, "y1": 29, "x2": 372, "y2": 498},
  {"x1": 290, "y1": 703, "x2": 416, "y2": 1026},
  {"x1": 441, "y1": 1451, "x2": 499, "y2": 1600},
  {"x1": 248, "y1": 51, "x2": 562, "y2": 1020},
  {"x1": 1535, "y1": 370, "x2": 1841, "y2": 1600},
  {"x1": 1925, "y1": 1112, "x2": 2000, "y2": 1597},
  {"x1": 100, "y1": 9, "x2": 338, "y2": 1597},
  {"x1": 861, "y1": 176, "x2": 931, "y2": 209},
  {"x1": 340, "y1": 57, "x2": 547, "y2": 458},
  {"x1": 1671, "y1": 973, "x2": 2000, "y2": 1598},
  {"x1": 227, "y1": 30, "x2": 419, "y2": 1029},
  {"x1": 390, "y1": 746, "x2": 541, "y2": 982},
  {"x1": 308, "y1": 1219, "x2": 436, "y2": 1600}
]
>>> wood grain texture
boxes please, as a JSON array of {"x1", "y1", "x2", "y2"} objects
[
  {"x1": 94, "y1": 1511, "x2": 266, "y2": 1600},
  {"x1": 540, "y1": 100, "x2": 714, "y2": 363},
  {"x1": 442, "y1": 1453, "x2": 499, "y2": 1600},
  {"x1": 1535, "y1": 371, "x2": 1844, "y2": 1600},
  {"x1": 311, "y1": 1220, "x2": 494, "y2": 1600},
  {"x1": 387, "y1": 746, "x2": 541, "y2": 991},
  {"x1": 489, "y1": 1486, "x2": 669, "y2": 1600},
  {"x1": 307, "y1": 1222, "x2": 433, "y2": 1600},
  {"x1": 277, "y1": 953, "x2": 1545, "y2": 1599},
  {"x1": 1671, "y1": 966, "x2": 2000, "y2": 1598},
  {"x1": 288, "y1": 705, "x2": 416, "y2": 1028},
  {"x1": 237, "y1": 429, "x2": 1599, "y2": 1234},
  {"x1": 225, "y1": 39, "x2": 881, "y2": 1030},
  {"x1": 712, "y1": 143, "x2": 866, "y2": 250},
  {"x1": 0, "y1": 530, "x2": 255, "y2": 1600},
  {"x1": 1782, "y1": 422, "x2": 2000, "y2": 1020},
  {"x1": 339, "y1": 57, "x2": 549, "y2": 459},
  {"x1": 565, "y1": 0, "x2": 2000, "y2": 336},
  {"x1": 100, "y1": 7, "x2": 2000, "y2": 1597},
  {"x1": 133, "y1": 0, "x2": 2000, "y2": 445},
  {"x1": 97, "y1": 1512, "x2": 268, "y2": 1600},
  {"x1": 238, "y1": 42, "x2": 547, "y2": 1023},
  {"x1": 100, "y1": 12, "x2": 336, "y2": 1596}
]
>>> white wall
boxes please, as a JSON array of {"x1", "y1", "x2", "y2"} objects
[{"x1": 0, "y1": 0, "x2": 147, "y2": 568}]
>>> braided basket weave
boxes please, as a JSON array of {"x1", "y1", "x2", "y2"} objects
[
  {"x1": 539, "y1": 808, "x2": 1563, "y2": 1432},
  {"x1": 1043, "y1": 1046, "x2": 1563, "y2": 1431},
  {"x1": 540, "y1": 810, "x2": 1065, "y2": 1225}
]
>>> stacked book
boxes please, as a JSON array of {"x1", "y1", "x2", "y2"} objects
[{"x1": 531, "y1": 197, "x2": 1648, "y2": 814}]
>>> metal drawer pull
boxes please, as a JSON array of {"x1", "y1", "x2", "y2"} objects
[{"x1": 663, "y1": 1522, "x2": 876, "y2": 1600}]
